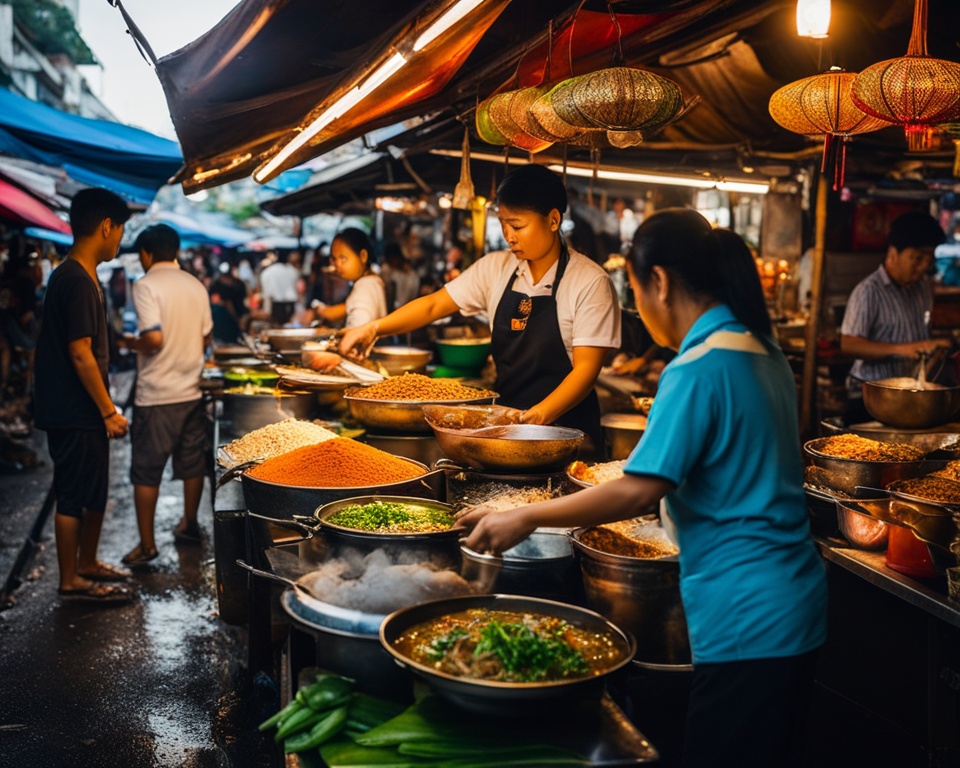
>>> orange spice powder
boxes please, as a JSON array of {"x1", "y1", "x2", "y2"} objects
[{"x1": 247, "y1": 437, "x2": 426, "y2": 487}]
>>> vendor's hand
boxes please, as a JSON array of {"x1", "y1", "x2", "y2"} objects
[
  {"x1": 457, "y1": 505, "x2": 535, "y2": 556},
  {"x1": 518, "y1": 406, "x2": 548, "y2": 425},
  {"x1": 612, "y1": 356, "x2": 649, "y2": 376},
  {"x1": 339, "y1": 322, "x2": 378, "y2": 360},
  {"x1": 105, "y1": 411, "x2": 128, "y2": 439},
  {"x1": 303, "y1": 350, "x2": 343, "y2": 372},
  {"x1": 904, "y1": 338, "x2": 951, "y2": 357}
]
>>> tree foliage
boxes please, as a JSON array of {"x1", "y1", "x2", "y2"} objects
[{"x1": 5, "y1": 0, "x2": 96, "y2": 65}]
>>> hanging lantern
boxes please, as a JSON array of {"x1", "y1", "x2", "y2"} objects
[
  {"x1": 548, "y1": 67, "x2": 684, "y2": 132},
  {"x1": 851, "y1": 0, "x2": 960, "y2": 151},
  {"x1": 505, "y1": 85, "x2": 561, "y2": 144},
  {"x1": 769, "y1": 67, "x2": 890, "y2": 189},
  {"x1": 796, "y1": 0, "x2": 831, "y2": 39},
  {"x1": 530, "y1": 87, "x2": 583, "y2": 141},
  {"x1": 475, "y1": 90, "x2": 554, "y2": 153}
]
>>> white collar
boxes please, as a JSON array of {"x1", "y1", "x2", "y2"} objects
[{"x1": 515, "y1": 257, "x2": 559, "y2": 289}]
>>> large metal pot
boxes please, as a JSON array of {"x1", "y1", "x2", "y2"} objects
[
  {"x1": 279, "y1": 590, "x2": 411, "y2": 697},
  {"x1": 460, "y1": 532, "x2": 585, "y2": 603},
  {"x1": 803, "y1": 437, "x2": 934, "y2": 497},
  {"x1": 362, "y1": 433, "x2": 446, "y2": 468},
  {"x1": 601, "y1": 413, "x2": 648, "y2": 461},
  {"x1": 239, "y1": 462, "x2": 444, "y2": 521},
  {"x1": 862, "y1": 378, "x2": 960, "y2": 429},
  {"x1": 570, "y1": 527, "x2": 691, "y2": 668},
  {"x1": 380, "y1": 594, "x2": 636, "y2": 716},
  {"x1": 427, "y1": 421, "x2": 584, "y2": 473},
  {"x1": 344, "y1": 389, "x2": 497, "y2": 434},
  {"x1": 220, "y1": 389, "x2": 318, "y2": 437}
]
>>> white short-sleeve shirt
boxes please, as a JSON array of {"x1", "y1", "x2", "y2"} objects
[
  {"x1": 345, "y1": 273, "x2": 388, "y2": 328},
  {"x1": 133, "y1": 261, "x2": 213, "y2": 406},
  {"x1": 444, "y1": 247, "x2": 621, "y2": 360}
]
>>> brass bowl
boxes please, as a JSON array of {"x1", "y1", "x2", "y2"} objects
[
  {"x1": 862, "y1": 378, "x2": 960, "y2": 429},
  {"x1": 344, "y1": 388, "x2": 496, "y2": 434}
]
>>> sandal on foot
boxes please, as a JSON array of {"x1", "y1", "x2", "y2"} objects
[
  {"x1": 78, "y1": 562, "x2": 131, "y2": 582},
  {"x1": 58, "y1": 583, "x2": 133, "y2": 604},
  {"x1": 173, "y1": 524, "x2": 203, "y2": 544},
  {"x1": 121, "y1": 544, "x2": 159, "y2": 565}
]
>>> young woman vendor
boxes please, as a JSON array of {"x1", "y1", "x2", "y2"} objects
[
  {"x1": 457, "y1": 209, "x2": 828, "y2": 768},
  {"x1": 339, "y1": 165, "x2": 621, "y2": 453},
  {"x1": 308, "y1": 228, "x2": 387, "y2": 328}
]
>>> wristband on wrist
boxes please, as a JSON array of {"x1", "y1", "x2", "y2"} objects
[{"x1": 103, "y1": 410, "x2": 115, "y2": 420}]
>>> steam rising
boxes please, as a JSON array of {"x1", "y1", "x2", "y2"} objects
[{"x1": 299, "y1": 547, "x2": 476, "y2": 614}]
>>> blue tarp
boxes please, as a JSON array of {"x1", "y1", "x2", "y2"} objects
[{"x1": 0, "y1": 89, "x2": 183, "y2": 205}]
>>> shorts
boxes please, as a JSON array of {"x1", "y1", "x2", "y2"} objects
[
  {"x1": 130, "y1": 399, "x2": 210, "y2": 487},
  {"x1": 47, "y1": 428, "x2": 109, "y2": 518}
]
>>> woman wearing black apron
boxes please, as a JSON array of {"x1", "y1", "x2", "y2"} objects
[{"x1": 338, "y1": 165, "x2": 621, "y2": 457}]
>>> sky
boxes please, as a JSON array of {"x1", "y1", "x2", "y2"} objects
[{"x1": 76, "y1": 0, "x2": 241, "y2": 140}]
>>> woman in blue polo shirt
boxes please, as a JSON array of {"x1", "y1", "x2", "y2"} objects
[{"x1": 459, "y1": 208, "x2": 827, "y2": 768}]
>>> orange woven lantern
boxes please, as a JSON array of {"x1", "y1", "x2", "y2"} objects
[
  {"x1": 475, "y1": 90, "x2": 554, "y2": 153},
  {"x1": 548, "y1": 67, "x2": 684, "y2": 132},
  {"x1": 530, "y1": 86, "x2": 584, "y2": 141},
  {"x1": 769, "y1": 68, "x2": 890, "y2": 189},
  {"x1": 851, "y1": 0, "x2": 960, "y2": 151}
]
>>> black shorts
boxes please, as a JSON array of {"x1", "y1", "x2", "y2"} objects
[
  {"x1": 130, "y1": 400, "x2": 210, "y2": 486},
  {"x1": 682, "y1": 650, "x2": 819, "y2": 768},
  {"x1": 47, "y1": 428, "x2": 109, "y2": 519}
]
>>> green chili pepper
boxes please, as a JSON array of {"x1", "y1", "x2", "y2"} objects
[
  {"x1": 283, "y1": 705, "x2": 349, "y2": 753},
  {"x1": 299, "y1": 674, "x2": 354, "y2": 711},
  {"x1": 274, "y1": 706, "x2": 324, "y2": 742},
  {"x1": 257, "y1": 698, "x2": 302, "y2": 732}
]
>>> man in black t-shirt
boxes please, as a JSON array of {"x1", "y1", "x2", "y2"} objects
[{"x1": 35, "y1": 188, "x2": 133, "y2": 603}]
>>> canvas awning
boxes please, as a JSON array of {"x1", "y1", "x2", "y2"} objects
[
  {"x1": 0, "y1": 89, "x2": 182, "y2": 205},
  {"x1": 0, "y1": 178, "x2": 71, "y2": 234}
]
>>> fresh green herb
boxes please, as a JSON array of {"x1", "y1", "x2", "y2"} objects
[
  {"x1": 327, "y1": 501, "x2": 455, "y2": 533},
  {"x1": 474, "y1": 620, "x2": 589, "y2": 682},
  {"x1": 425, "y1": 627, "x2": 469, "y2": 660}
]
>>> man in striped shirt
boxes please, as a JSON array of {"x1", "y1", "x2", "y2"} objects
[{"x1": 840, "y1": 211, "x2": 951, "y2": 424}]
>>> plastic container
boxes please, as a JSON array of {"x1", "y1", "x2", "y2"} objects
[
  {"x1": 434, "y1": 339, "x2": 491, "y2": 373},
  {"x1": 885, "y1": 524, "x2": 937, "y2": 579}
]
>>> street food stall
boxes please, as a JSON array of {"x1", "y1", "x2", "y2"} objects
[{"x1": 109, "y1": 0, "x2": 960, "y2": 764}]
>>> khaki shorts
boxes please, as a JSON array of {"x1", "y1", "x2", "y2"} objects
[{"x1": 130, "y1": 400, "x2": 210, "y2": 486}]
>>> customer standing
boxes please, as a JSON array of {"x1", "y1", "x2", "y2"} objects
[
  {"x1": 458, "y1": 209, "x2": 827, "y2": 768},
  {"x1": 117, "y1": 224, "x2": 213, "y2": 565},
  {"x1": 258, "y1": 251, "x2": 300, "y2": 325},
  {"x1": 840, "y1": 211, "x2": 951, "y2": 424},
  {"x1": 34, "y1": 188, "x2": 132, "y2": 603}
]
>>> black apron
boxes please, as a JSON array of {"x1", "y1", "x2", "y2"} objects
[{"x1": 491, "y1": 244, "x2": 605, "y2": 456}]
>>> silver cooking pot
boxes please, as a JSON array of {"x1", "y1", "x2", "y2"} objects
[
  {"x1": 220, "y1": 389, "x2": 318, "y2": 437},
  {"x1": 862, "y1": 378, "x2": 960, "y2": 429},
  {"x1": 803, "y1": 437, "x2": 938, "y2": 497}
]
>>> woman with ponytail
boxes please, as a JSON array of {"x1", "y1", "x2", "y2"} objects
[{"x1": 459, "y1": 209, "x2": 826, "y2": 768}]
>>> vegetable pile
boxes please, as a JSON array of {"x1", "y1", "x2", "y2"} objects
[
  {"x1": 326, "y1": 501, "x2": 456, "y2": 533},
  {"x1": 260, "y1": 673, "x2": 590, "y2": 766}
]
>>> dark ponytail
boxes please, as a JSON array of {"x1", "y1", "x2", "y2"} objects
[{"x1": 628, "y1": 208, "x2": 771, "y2": 337}]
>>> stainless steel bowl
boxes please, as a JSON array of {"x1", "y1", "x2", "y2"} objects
[
  {"x1": 344, "y1": 388, "x2": 497, "y2": 434},
  {"x1": 803, "y1": 437, "x2": 930, "y2": 497},
  {"x1": 262, "y1": 327, "x2": 329, "y2": 351},
  {"x1": 862, "y1": 378, "x2": 960, "y2": 429},
  {"x1": 219, "y1": 389, "x2": 318, "y2": 437},
  {"x1": 369, "y1": 345, "x2": 432, "y2": 375},
  {"x1": 427, "y1": 422, "x2": 584, "y2": 473},
  {"x1": 380, "y1": 594, "x2": 635, "y2": 716}
]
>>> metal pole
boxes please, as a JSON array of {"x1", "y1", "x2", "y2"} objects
[{"x1": 800, "y1": 173, "x2": 828, "y2": 438}]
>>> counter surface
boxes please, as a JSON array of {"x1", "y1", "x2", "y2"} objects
[{"x1": 816, "y1": 537, "x2": 960, "y2": 629}]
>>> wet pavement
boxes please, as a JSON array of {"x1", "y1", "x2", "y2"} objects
[{"x1": 0, "y1": 372, "x2": 278, "y2": 768}]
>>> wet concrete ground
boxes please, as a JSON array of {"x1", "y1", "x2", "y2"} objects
[{"x1": 0, "y1": 373, "x2": 278, "y2": 768}]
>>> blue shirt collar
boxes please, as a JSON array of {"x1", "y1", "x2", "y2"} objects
[{"x1": 677, "y1": 304, "x2": 742, "y2": 355}]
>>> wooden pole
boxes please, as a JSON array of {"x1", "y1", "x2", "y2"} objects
[{"x1": 800, "y1": 174, "x2": 828, "y2": 438}]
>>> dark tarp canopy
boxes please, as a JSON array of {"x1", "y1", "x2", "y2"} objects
[
  {"x1": 0, "y1": 89, "x2": 183, "y2": 205},
  {"x1": 151, "y1": 0, "x2": 960, "y2": 196}
]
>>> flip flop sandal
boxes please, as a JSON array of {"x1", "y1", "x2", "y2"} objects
[
  {"x1": 121, "y1": 544, "x2": 159, "y2": 565},
  {"x1": 58, "y1": 583, "x2": 133, "y2": 604},
  {"x1": 173, "y1": 525, "x2": 203, "y2": 544},
  {"x1": 78, "y1": 562, "x2": 131, "y2": 582}
]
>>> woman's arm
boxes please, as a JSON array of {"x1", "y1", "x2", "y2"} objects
[
  {"x1": 339, "y1": 287, "x2": 459, "y2": 358},
  {"x1": 316, "y1": 302, "x2": 347, "y2": 324},
  {"x1": 521, "y1": 345, "x2": 609, "y2": 425},
  {"x1": 458, "y1": 473, "x2": 672, "y2": 554}
]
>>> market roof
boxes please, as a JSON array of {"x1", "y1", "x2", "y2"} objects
[
  {"x1": 0, "y1": 88, "x2": 183, "y2": 205},
  {"x1": 147, "y1": 0, "x2": 960, "y2": 195}
]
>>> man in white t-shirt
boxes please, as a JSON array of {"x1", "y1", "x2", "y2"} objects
[
  {"x1": 259, "y1": 251, "x2": 300, "y2": 325},
  {"x1": 117, "y1": 224, "x2": 213, "y2": 565}
]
